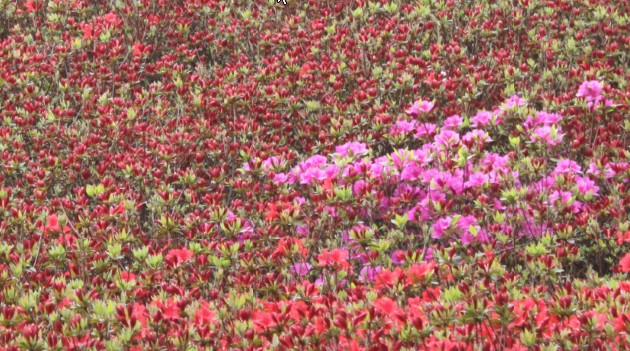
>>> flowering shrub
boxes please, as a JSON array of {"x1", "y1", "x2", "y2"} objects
[{"x1": 0, "y1": 0, "x2": 628, "y2": 350}]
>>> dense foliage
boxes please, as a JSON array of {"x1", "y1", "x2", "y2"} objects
[{"x1": 0, "y1": 0, "x2": 628, "y2": 350}]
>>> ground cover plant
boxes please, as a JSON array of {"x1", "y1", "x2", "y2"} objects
[{"x1": 0, "y1": 0, "x2": 629, "y2": 350}]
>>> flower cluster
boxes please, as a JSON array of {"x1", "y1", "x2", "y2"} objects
[{"x1": 0, "y1": 0, "x2": 628, "y2": 350}]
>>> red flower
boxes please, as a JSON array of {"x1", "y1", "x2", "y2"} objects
[
  {"x1": 265, "y1": 203, "x2": 279, "y2": 222},
  {"x1": 194, "y1": 302, "x2": 216, "y2": 326},
  {"x1": 120, "y1": 271, "x2": 136, "y2": 282},
  {"x1": 253, "y1": 310, "x2": 275, "y2": 333},
  {"x1": 132, "y1": 42, "x2": 144, "y2": 57},
  {"x1": 110, "y1": 202, "x2": 126, "y2": 215},
  {"x1": 374, "y1": 297, "x2": 399, "y2": 315},
  {"x1": 165, "y1": 247, "x2": 194, "y2": 268},
  {"x1": 617, "y1": 230, "x2": 630, "y2": 245},
  {"x1": 406, "y1": 262, "x2": 435, "y2": 285},
  {"x1": 422, "y1": 285, "x2": 441, "y2": 302},
  {"x1": 102, "y1": 13, "x2": 119, "y2": 27},
  {"x1": 613, "y1": 313, "x2": 630, "y2": 332},
  {"x1": 25, "y1": 1, "x2": 37, "y2": 13},
  {"x1": 41, "y1": 214, "x2": 60, "y2": 234},
  {"x1": 619, "y1": 253, "x2": 630, "y2": 273},
  {"x1": 317, "y1": 248, "x2": 349, "y2": 267},
  {"x1": 374, "y1": 268, "x2": 401, "y2": 290},
  {"x1": 81, "y1": 23, "x2": 96, "y2": 40}
]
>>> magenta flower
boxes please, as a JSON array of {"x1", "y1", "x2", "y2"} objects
[
  {"x1": 302, "y1": 155, "x2": 328, "y2": 168},
  {"x1": 586, "y1": 162, "x2": 615, "y2": 179},
  {"x1": 576, "y1": 80, "x2": 603, "y2": 101},
  {"x1": 334, "y1": 141, "x2": 368, "y2": 158},
  {"x1": 575, "y1": 176, "x2": 600, "y2": 196},
  {"x1": 502, "y1": 94, "x2": 527, "y2": 110},
  {"x1": 414, "y1": 123, "x2": 437, "y2": 138},
  {"x1": 406, "y1": 99, "x2": 434, "y2": 117},
  {"x1": 432, "y1": 217, "x2": 451, "y2": 239},
  {"x1": 442, "y1": 115, "x2": 463, "y2": 130},
  {"x1": 359, "y1": 266, "x2": 382, "y2": 282},
  {"x1": 273, "y1": 172, "x2": 288, "y2": 184},
  {"x1": 352, "y1": 179, "x2": 368, "y2": 196},
  {"x1": 549, "y1": 190, "x2": 573, "y2": 205},
  {"x1": 390, "y1": 120, "x2": 418, "y2": 135},
  {"x1": 296, "y1": 224, "x2": 309, "y2": 236},
  {"x1": 400, "y1": 164, "x2": 423, "y2": 182},
  {"x1": 391, "y1": 250, "x2": 406, "y2": 265},
  {"x1": 291, "y1": 262, "x2": 312, "y2": 277},
  {"x1": 433, "y1": 129, "x2": 460, "y2": 148},
  {"x1": 527, "y1": 111, "x2": 562, "y2": 127},
  {"x1": 471, "y1": 110, "x2": 493, "y2": 127},
  {"x1": 530, "y1": 125, "x2": 564, "y2": 146},
  {"x1": 482, "y1": 153, "x2": 509, "y2": 170},
  {"x1": 464, "y1": 172, "x2": 489, "y2": 189},
  {"x1": 262, "y1": 156, "x2": 284, "y2": 172},
  {"x1": 462, "y1": 129, "x2": 492, "y2": 144},
  {"x1": 552, "y1": 159, "x2": 582, "y2": 175},
  {"x1": 423, "y1": 247, "x2": 434, "y2": 261}
]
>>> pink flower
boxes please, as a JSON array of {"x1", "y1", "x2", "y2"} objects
[
  {"x1": 391, "y1": 250, "x2": 406, "y2": 265},
  {"x1": 433, "y1": 129, "x2": 460, "y2": 148},
  {"x1": 552, "y1": 159, "x2": 582, "y2": 175},
  {"x1": 390, "y1": 120, "x2": 418, "y2": 135},
  {"x1": 334, "y1": 142, "x2": 368, "y2": 157},
  {"x1": 526, "y1": 111, "x2": 562, "y2": 127},
  {"x1": 359, "y1": 266, "x2": 382, "y2": 282},
  {"x1": 262, "y1": 156, "x2": 284, "y2": 172},
  {"x1": 442, "y1": 115, "x2": 463, "y2": 130},
  {"x1": 549, "y1": 190, "x2": 573, "y2": 205},
  {"x1": 471, "y1": 110, "x2": 493, "y2": 127},
  {"x1": 462, "y1": 129, "x2": 492, "y2": 145},
  {"x1": 502, "y1": 94, "x2": 527, "y2": 109},
  {"x1": 432, "y1": 217, "x2": 451, "y2": 239},
  {"x1": 530, "y1": 125, "x2": 564, "y2": 146},
  {"x1": 400, "y1": 164, "x2": 423, "y2": 182},
  {"x1": 273, "y1": 172, "x2": 288, "y2": 183},
  {"x1": 296, "y1": 224, "x2": 309, "y2": 236},
  {"x1": 414, "y1": 123, "x2": 437, "y2": 138},
  {"x1": 576, "y1": 80, "x2": 603, "y2": 101},
  {"x1": 353, "y1": 179, "x2": 368, "y2": 196},
  {"x1": 586, "y1": 162, "x2": 615, "y2": 179},
  {"x1": 406, "y1": 99, "x2": 434, "y2": 117},
  {"x1": 464, "y1": 172, "x2": 489, "y2": 188},
  {"x1": 291, "y1": 262, "x2": 312, "y2": 277},
  {"x1": 423, "y1": 247, "x2": 434, "y2": 261},
  {"x1": 575, "y1": 176, "x2": 599, "y2": 196},
  {"x1": 482, "y1": 153, "x2": 509, "y2": 168}
]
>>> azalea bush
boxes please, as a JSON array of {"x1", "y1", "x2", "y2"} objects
[{"x1": 0, "y1": 0, "x2": 628, "y2": 350}]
